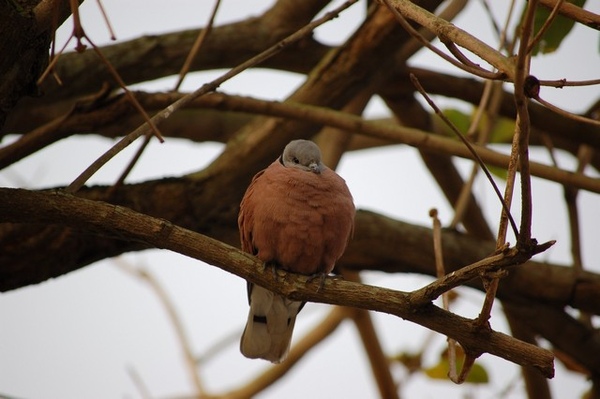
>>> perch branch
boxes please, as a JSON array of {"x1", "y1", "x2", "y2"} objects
[{"x1": 0, "y1": 187, "x2": 555, "y2": 378}]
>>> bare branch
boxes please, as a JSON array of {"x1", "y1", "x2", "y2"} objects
[
  {"x1": 221, "y1": 307, "x2": 350, "y2": 399},
  {"x1": 119, "y1": 262, "x2": 205, "y2": 395},
  {"x1": 527, "y1": 0, "x2": 566, "y2": 54},
  {"x1": 538, "y1": 0, "x2": 600, "y2": 30},
  {"x1": 0, "y1": 187, "x2": 555, "y2": 378},
  {"x1": 382, "y1": 0, "x2": 504, "y2": 80},
  {"x1": 386, "y1": 0, "x2": 515, "y2": 79},
  {"x1": 64, "y1": 0, "x2": 359, "y2": 193},
  {"x1": 410, "y1": 74, "x2": 520, "y2": 237},
  {"x1": 173, "y1": 0, "x2": 222, "y2": 91}
]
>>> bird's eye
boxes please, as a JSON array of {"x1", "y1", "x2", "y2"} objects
[{"x1": 292, "y1": 157, "x2": 299, "y2": 164}]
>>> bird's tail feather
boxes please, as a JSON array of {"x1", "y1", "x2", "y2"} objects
[{"x1": 240, "y1": 285, "x2": 303, "y2": 363}]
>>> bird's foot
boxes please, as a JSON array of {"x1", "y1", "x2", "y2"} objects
[
  {"x1": 306, "y1": 273, "x2": 328, "y2": 292},
  {"x1": 263, "y1": 261, "x2": 280, "y2": 282}
]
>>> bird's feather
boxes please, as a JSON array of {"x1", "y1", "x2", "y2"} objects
[{"x1": 238, "y1": 140, "x2": 354, "y2": 363}]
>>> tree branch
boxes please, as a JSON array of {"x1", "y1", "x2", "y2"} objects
[
  {"x1": 538, "y1": 0, "x2": 600, "y2": 30},
  {"x1": 0, "y1": 187, "x2": 555, "y2": 378}
]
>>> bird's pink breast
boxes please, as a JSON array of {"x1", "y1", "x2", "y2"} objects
[{"x1": 239, "y1": 160, "x2": 354, "y2": 276}]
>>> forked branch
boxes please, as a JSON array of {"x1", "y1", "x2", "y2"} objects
[{"x1": 0, "y1": 187, "x2": 555, "y2": 378}]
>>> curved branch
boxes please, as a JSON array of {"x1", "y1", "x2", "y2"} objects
[
  {"x1": 0, "y1": 187, "x2": 555, "y2": 378},
  {"x1": 387, "y1": 0, "x2": 514, "y2": 79},
  {"x1": 6, "y1": 91, "x2": 599, "y2": 193},
  {"x1": 24, "y1": 2, "x2": 332, "y2": 108},
  {"x1": 63, "y1": 0, "x2": 360, "y2": 193}
]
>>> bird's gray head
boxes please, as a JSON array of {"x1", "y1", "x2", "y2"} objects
[{"x1": 280, "y1": 140, "x2": 324, "y2": 174}]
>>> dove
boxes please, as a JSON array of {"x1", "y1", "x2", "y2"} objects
[{"x1": 238, "y1": 139, "x2": 355, "y2": 363}]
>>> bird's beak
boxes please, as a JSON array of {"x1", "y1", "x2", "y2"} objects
[{"x1": 309, "y1": 162, "x2": 322, "y2": 175}]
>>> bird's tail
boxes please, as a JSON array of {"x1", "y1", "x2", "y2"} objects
[{"x1": 240, "y1": 284, "x2": 303, "y2": 363}]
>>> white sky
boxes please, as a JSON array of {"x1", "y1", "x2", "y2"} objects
[{"x1": 0, "y1": 1, "x2": 599, "y2": 398}]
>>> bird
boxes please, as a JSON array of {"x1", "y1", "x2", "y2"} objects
[{"x1": 238, "y1": 139, "x2": 355, "y2": 363}]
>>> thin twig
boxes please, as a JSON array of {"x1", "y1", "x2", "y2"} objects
[
  {"x1": 126, "y1": 365, "x2": 153, "y2": 399},
  {"x1": 569, "y1": 145, "x2": 592, "y2": 273},
  {"x1": 64, "y1": 0, "x2": 360, "y2": 193},
  {"x1": 527, "y1": 0, "x2": 566, "y2": 54},
  {"x1": 41, "y1": 1, "x2": 165, "y2": 196},
  {"x1": 410, "y1": 74, "x2": 520, "y2": 239},
  {"x1": 429, "y1": 209, "x2": 447, "y2": 307},
  {"x1": 480, "y1": 0, "x2": 503, "y2": 43},
  {"x1": 533, "y1": 92, "x2": 600, "y2": 127},
  {"x1": 223, "y1": 307, "x2": 351, "y2": 399},
  {"x1": 344, "y1": 271, "x2": 399, "y2": 399},
  {"x1": 0, "y1": 109, "x2": 74, "y2": 170},
  {"x1": 173, "y1": 0, "x2": 222, "y2": 91},
  {"x1": 384, "y1": 0, "x2": 515, "y2": 79},
  {"x1": 118, "y1": 262, "x2": 205, "y2": 396},
  {"x1": 107, "y1": 134, "x2": 152, "y2": 195},
  {"x1": 88, "y1": 40, "x2": 165, "y2": 142},
  {"x1": 69, "y1": 0, "x2": 86, "y2": 51},
  {"x1": 96, "y1": 0, "x2": 116, "y2": 40},
  {"x1": 474, "y1": 273, "x2": 503, "y2": 329},
  {"x1": 539, "y1": 77, "x2": 600, "y2": 88},
  {"x1": 537, "y1": 0, "x2": 600, "y2": 30},
  {"x1": 455, "y1": 355, "x2": 477, "y2": 384},
  {"x1": 486, "y1": 0, "x2": 519, "y2": 247},
  {"x1": 449, "y1": 80, "x2": 496, "y2": 230},
  {"x1": 541, "y1": 135, "x2": 593, "y2": 326},
  {"x1": 410, "y1": 250, "x2": 508, "y2": 307},
  {"x1": 512, "y1": 0, "x2": 538, "y2": 248},
  {"x1": 430, "y1": 209, "x2": 460, "y2": 383},
  {"x1": 36, "y1": 32, "x2": 74, "y2": 85},
  {"x1": 381, "y1": 0, "x2": 505, "y2": 80}
]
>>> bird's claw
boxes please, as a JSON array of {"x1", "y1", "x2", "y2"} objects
[
  {"x1": 262, "y1": 261, "x2": 280, "y2": 282},
  {"x1": 306, "y1": 273, "x2": 328, "y2": 292}
]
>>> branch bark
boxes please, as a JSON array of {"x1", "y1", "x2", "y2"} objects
[{"x1": 0, "y1": 187, "x2": 555, "y2": 378}]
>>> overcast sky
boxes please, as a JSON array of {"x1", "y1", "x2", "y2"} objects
[{"x1": 1, "y1": 1, "x2": 599, "y2": 398}]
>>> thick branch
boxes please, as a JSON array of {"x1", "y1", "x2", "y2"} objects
[
  {"x1": 0, "y1": 187, "x2": 554, "y2": 377},
  {"x1": 14, "y1": 2, "x2": 331, "y2": 111},
  {"x1": 1, "y1": 179, "x2": 599, "y2": 315},
  {"x1": 387, "y1": 0, "x2": 514, "y2": 79}
]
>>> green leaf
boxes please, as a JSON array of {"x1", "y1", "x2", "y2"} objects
[
  {"x1": 488, "y1": 116, "x2": 515, "y2": 144},
  {"x1": 424, "y1": 347, "x2": 490, "y2": 384},
  {"x1": 390, "y1": 351, "x2": 422, "y2": 373},
  {"x1": 432, "y1": 108, "x2": 470, "y2": 137},
  {"x1": 485, "y1": 164, "x2": 508, "y2": 181},
  {"x1": 433, "y1": 108, "x2": 512, "y2": 180},
  {"x1": 529, "y1": 0, "x2": 586, "y2": 55},
  {"x1": 436, "y1": 108, "x2": 515, "y2": 143}
]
